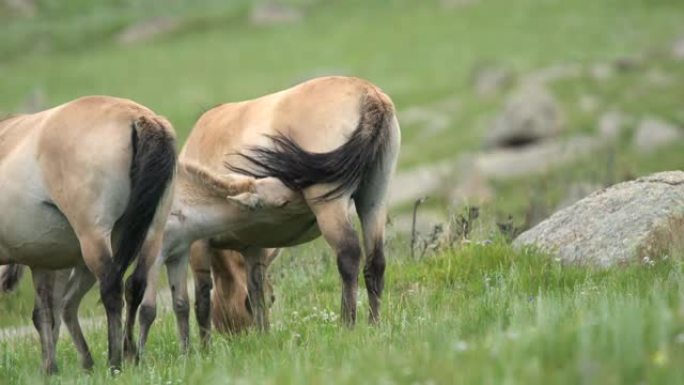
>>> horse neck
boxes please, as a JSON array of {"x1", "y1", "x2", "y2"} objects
[
  {"x1": 212, "y1": 254, "x2": 246, "y2": 299},
  {"x1": 211, "y1": 265, "x2": 250, "y2": 332},
  {"x1": 169, "y1": 197, "x2": 238, "y2": 244},
  {"x1": 164, "y1": 178, "x2": 244, "y2": 254}
]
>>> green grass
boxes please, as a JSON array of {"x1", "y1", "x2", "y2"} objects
[
  {"x1": 2, "y1": 243, "x2": 684, "y2": 384},
  {"x1": 2, "y1": 0, "x2": 684, "y2": 383}
]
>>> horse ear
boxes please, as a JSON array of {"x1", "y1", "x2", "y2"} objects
[{"x1": 226, "y1": 192, "x2": 262, "y2": 210}]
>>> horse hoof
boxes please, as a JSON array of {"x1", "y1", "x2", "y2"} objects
[
  {"x1": 123, "y1": 345, "x2": 138, "y2": 362},
  {"x1": 80, "y1": 354, "x2": 95, "y2": 372},
  {"x1": 44, "y1": 363, "x2": 59, "y2": 376}
]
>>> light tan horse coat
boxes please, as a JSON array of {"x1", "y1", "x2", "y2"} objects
[
  {"x1": 127, "y1": 76, "x2": 400, "y2": 352},
  {"x1": 0, "y1": 96, "x2": 176, "y2": 373}
]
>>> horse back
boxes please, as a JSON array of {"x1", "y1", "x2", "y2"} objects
[{"x1": 180, "y1": 76, "x2": 389, "y2": 175}]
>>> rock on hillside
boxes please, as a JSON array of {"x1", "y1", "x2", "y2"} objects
[
  {"x1": 514, "y1": 171, "x2": 684, "y2": 266},
  {"x1": 632, "y1": 117, "x2": 683, "y2": 153},
  {"x1": 485, "y1": 83, "x2": 564, "y2": 148}
]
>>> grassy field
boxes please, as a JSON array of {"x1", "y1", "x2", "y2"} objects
[
  {"x1": 1, "y1": 0, "x2": 684, "y2": 383},
  {"x1": 2, "y1": 244, "x2": 684, "y2": 384}
]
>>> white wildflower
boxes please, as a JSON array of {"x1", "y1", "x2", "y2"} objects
[
  {"x1": 642, "y1": 256, "x2": 655, "y2": 267},
  {"x1": 452, "y1": 340, "x2": 469, "y2": 352}
]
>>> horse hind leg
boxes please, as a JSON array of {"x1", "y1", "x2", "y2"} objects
[
  {"x1": 30, "y1": 268, "x2": 59, "y2": 374},
  {"x1": 190, "y1": 240, "x2": 213, "y2": 348},
  {"x1": 49, "y1": 269, "x2": 69, "y2": 348},
  {"x1": 166, "y1": 253, "x2": 191, "y2": 353},
  {"x1": 61, "y1": 265, "x2": 97, "y2": 370},
  {"x1": 243, "y1": 247, "x2": 275, "y2": 332},
  {"x1": 78, "y1": 233, "x2": 124, "y2": 372},
  {"x1": 354, "y1": 137, "x2": 397, "y2": 324},
  {"x1": 309, "y1": 197, "x2": 363, "y2": 327},
  {"x1": 124, "y1": 239, "x2": 162, "y2": 363},
  {"x1": 355, "y1": 194, "x2": 387, "y2": 324},
  {"x1": 123, "y1": 262, "x2": 148, "y2": 362}
]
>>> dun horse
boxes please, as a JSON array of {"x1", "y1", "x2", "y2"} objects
[
  {"x1": 125, "y1": 76, "x2": 400, "y2": 355},
  {"x1": 0, "y1": 96, "x2": 176, "y2": 373}
]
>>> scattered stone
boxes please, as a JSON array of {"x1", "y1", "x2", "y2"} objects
[
  {"x1": 389, "y1": 136, "x2": 605, "y2": 206},
  {"x1": 485, "y1": 83, "x2": 565, "y2": 148},
  {"x1": 522, "y1": 63, "x2": 581, "y2": 84},
  {"x1": 400, "y1": 106, "x2": 451, "y2": 138},
  {"x1": 2, "y1": 0, "x2": 36, "y2": 17},
  {"x1": 471, "y1": 64, "x2": 514, "y2": 97},
  {"x1": 449, "y1": 169, "x2": 494, "y2": 205},
  {"x1": 578, "y1": 94, "x2": 599, "y2": 113},
  {"x1": 116, "y1": 17, "x2": 182, "y2": 45},
  {"x1": 250, "y1": 2, "x2": 303, "y2": 26},
  {"x1": 399, "y1": 96, "x2": 459, "y2": 139},
  {"x1": 475, "y1": 135, "x2": 602, "y2": 179},
  {"x1": 613, "y1": 56, "x2": 643, "y2": 72},
  {"x1": 632, "y1": 117, "x2": 683, "y2": 153},
  {"x1": 389, "y1": 159, "x2": 458, "y2": 207},
  {"x1": 598, "y1": 111, "x2": 627, "y2": 140},
  {"x1": 590, "y1": 63, "x2": 614, "y2": 81},
  {"x1": 514, "y1": 171, "x2": 684, "y2": 266},
  {"x1": 645, "y1": 68, "x2": 672, "y2": 88},
  {"x1": 673, "y1": 36, "x2": 684, "y2": 60},
  {"x1": 430, "y1": 96, "x2": 461, "y2": 112}
]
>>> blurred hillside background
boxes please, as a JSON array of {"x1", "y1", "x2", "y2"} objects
[
  {"x1": 1, "y1": 0, "x2": 683, "y2": 269},
  {"x1": 2, "y1": 0, "x2": 683, "y2": 234},
  {"x1": 2, "y1": 1, "x2": 684, "y2": 383}
]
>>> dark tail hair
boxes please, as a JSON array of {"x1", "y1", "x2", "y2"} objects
[
  {"x1": 0, "y1": 264, "x2": 25, "y2": 293},
  {"x1": 228, "y1": 92, "x2": 394, "y2": 201},
  {"x1": 102, "y1": 116, "x2": 176, "y2": 293}
]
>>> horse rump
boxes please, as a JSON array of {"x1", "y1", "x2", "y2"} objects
[
  {"x1": 101, "y1": 116, "x2": 176, "y2": 295},
  {"x1": 228, "y1": 91, "x2": 395, "y2": 201}
]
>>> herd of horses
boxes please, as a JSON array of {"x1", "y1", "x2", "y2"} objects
[{"x1": 0, "y1": 76, "x2": 401, "y2": 374}]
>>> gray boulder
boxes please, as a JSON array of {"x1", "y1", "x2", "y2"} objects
[
  {"x1": 598, "y1": 111, "x2": 627, "y2": 140},
  {"x1": 632, "y1": 117, "x2": 682, "y2": 153},
  {"x1": 514, "y1": 171, "x2": 684, "y2": 266},
  {"x1": 471, "y1": 64, "x2": 514, "y2": 98},
  {"x1": 485, "y1": 83, "x2": 564, "y2": 148}
]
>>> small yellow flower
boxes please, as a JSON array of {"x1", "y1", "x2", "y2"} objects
[{"x1": 652, "y1": 349, "x2": 669, "y2": 367}]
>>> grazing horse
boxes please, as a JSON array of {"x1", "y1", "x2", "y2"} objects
[
  {"x1": 0, "y1": 96, "x2": 176, "y2": 373},
  {"x1": 125, "y1": 76, "x2": 400, "y2": 355},
  {"x1": 189, "y1": 244, "x2": 278, "y2": 334}
]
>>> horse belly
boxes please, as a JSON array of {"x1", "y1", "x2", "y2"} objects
[
  {"x1": 0, "y1": 204, "x2": 81, "y2": 268},
  {"x1": 0, "y1": 163, "x2": 81, "y2": 268},
  {"x1": 212, "y1": 210, "x2": 321, "y2": 249}
]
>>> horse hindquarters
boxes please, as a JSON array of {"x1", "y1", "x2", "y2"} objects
[{"x1": 46, "y1": 115, "x2": 175, "y2": 372}]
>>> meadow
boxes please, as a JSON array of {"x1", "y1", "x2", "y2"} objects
[{"x1": 1, "y1": 0, "x2": 684, "y2": 384}]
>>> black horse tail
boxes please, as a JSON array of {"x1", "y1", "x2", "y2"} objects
[
  {"x1": 102, "y1": 116, "x2": 176, "y2": 294},
  {"x1": 228, "y1": 89, "x2": 395, "y2": 201},
  {"x1": 0, "y1": 264, "x2": 25, "y2": 293}
]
